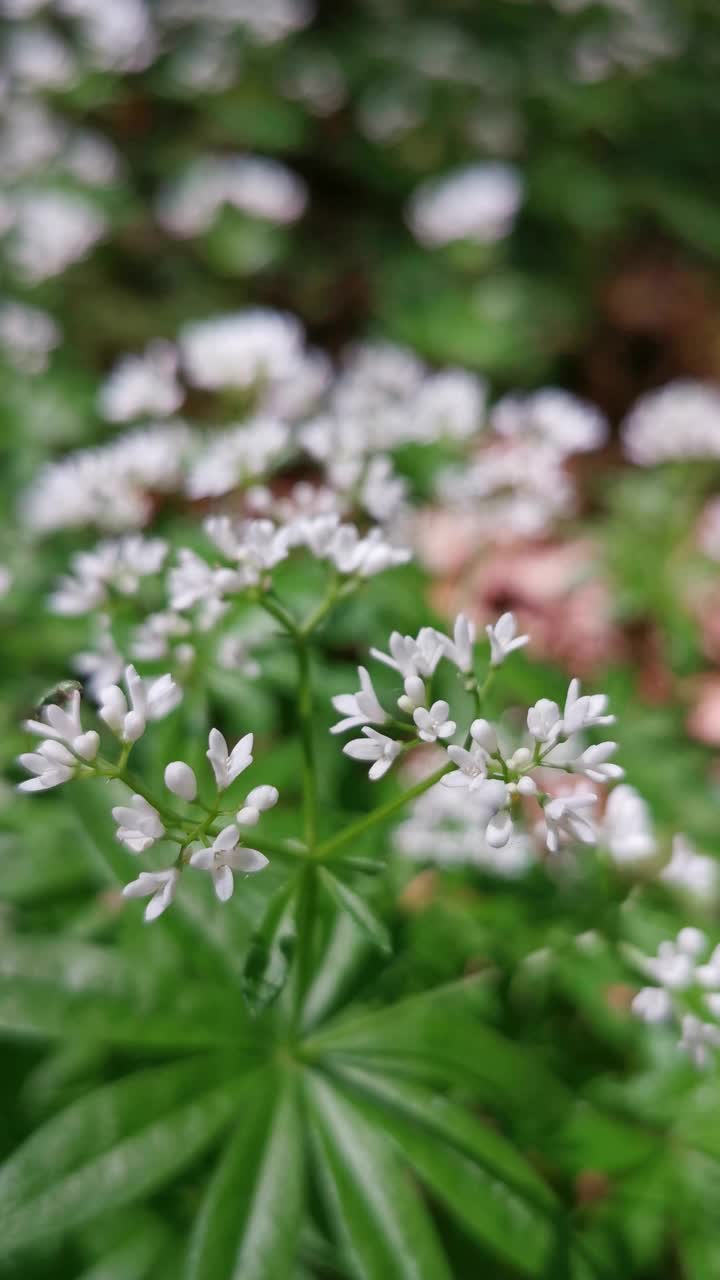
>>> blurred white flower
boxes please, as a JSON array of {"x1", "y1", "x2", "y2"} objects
[{"x1": 407, "y1": 163, "x2": 523, "y2": 247}]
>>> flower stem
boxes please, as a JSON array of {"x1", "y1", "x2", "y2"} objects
[
  {"x1": 290, "y1": 863, "x2": 317, "y2": 1033},
  {"x1": 295, "y1": 636, "x2": 318, "y2": 848},
  {"x1": 315, "y1": 761, "x2": 453, "y2": 862}
]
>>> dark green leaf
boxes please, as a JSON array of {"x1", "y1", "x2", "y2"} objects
[
  {"x1": 0, "y1": 1057, "x2": 248, "y2": 1250},
  {"x1": 186, "y1": 1068, "x2": 304, "y2": 1280},
  {"x1": 306, "y1": 1070, "x2": 452, "y2": 1280},
  {"x1": 241, "y1": 879, "x2": 297, "y2": 1014}
]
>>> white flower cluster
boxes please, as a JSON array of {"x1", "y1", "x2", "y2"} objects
[
  {"x1": 21, "y1": 423, "x2": 192, "y2": 533},
  {"x1": 394, "y1": 779, "x2": 535, "y2": 877},
  {"x1": 621, "y1": 381, "x2": 720, "y2": 465},
  {"x1": 631, "y1": 928, "x2": 720, "y2": 1068},
  {"x1": 20, "y1": 311, "x2": 490, "y2": 535},
  {"x1": 406, "y1": 163, "x2": 524, "y2": 247},
  {"x1": 157, "y1": 154, "x2": 307, "y2": 238},
  {"x1": 432, "y1": 387, "x2": 608, "y2": 542},
  {"x1": 49, "y1": 535, "x2": 168, "y2": 616},
  {"x1": 3, "y1": 190, "x2": 108, "y2": 283},
  {"x1": 334, "y1": 610, "x2": 627, "y2": 857},
  {"x1": 17, "y1": 678, "x2": 275, "y2": 921}
]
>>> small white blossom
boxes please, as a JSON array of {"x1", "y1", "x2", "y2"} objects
[
  {"x1": 21, "y1": 689, "x2": 100, "y2": 791},
  {"x1": 99, "y1": 666, "x2": 181, "y2": 742},
  {"x1": 98, "y1": 341, "x2": 183, "y2": 422},
  {"x1": 442, "y1": 613, "x2": 476, "y2": 674},
  {"x1": 343, "y1": 728, "x2": 402, "y2": 781},
  {"x1": 602, "y1": 785, "x2": 657, "y2": 867},
  {"x1": 49, "y1": 536, "x2": 168, "y2": 615},
  {"x1": 164, "y1": 761, "x2": 197, "y2": 801},
  {"x1": 569, "y1": 742, "x2": 624, "y2": 784},
  {"x1": 397, "y1": 675, "x2": 426, "y2": 714},
  {"x1": 206, "y1": 727, "x2": 253, "y2": 790},
  {"x1": 679, "y1": 1015, "x2": 720, "y2": 1069},
  {"x1": 660, "y1": 834, "x2": 720, "y2": 903},
  {"x1": 157, "y1": 153, "x2": 307, "y2": 237},
  {"x1": 561, "y1": 678, "x2": 614, "y2": 736},
  {"x1": 370, "y1": 627, "x2": 445, "y2": 679},
  {"x1": 123, "y1": 868, "x2": 180, "y2": 922},
  {"x1": 189, "y1": 825, "x2": 268, "y2": 902},
  {"x1": 413, "y1": 700, "x2": 456, "y2": 743},
  {"x1": 407, "y1": 163, "x2": 523, "y2": 247},
  {"x1": 491, "y1": 389, "x2": 607, "y2": 456},
  {"x1": 112, "y1": 795, "x2": 165, "y2": 853},
  {"x1": 486, "y1": 612, "x2": 529, "y2": 667},
  {"x1": 543, "y1": 793, "x2": 597, "y2": 853},
  {"x1": 18, "y1": 740, "x2": 81, "y2": 793},
  {"x1": 527, "y1": 699, "x2": 562, "y2": 744},
  {"x1": 236, "y1": 784, "x2": 279, "y2": 826},
  {"x1": 622, "y1": 381, "x2": 720, "y2": 465},
  {"x1": 331, "y1": 667, "x2": 387, "y2": 734}
]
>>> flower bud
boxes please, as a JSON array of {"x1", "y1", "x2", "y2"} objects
[
  {"x1": 244, "y1": 785, "x2": 279, "y2": 812},
  {"x1": 164, "y1": 761, "x2": 197, "y2": 801},
  {"x1": 123, "y1": 711, "x2": 146, "y2": 743},
  {"x1": 73, "y1": 730, "x2": 100, "y2": 761}
]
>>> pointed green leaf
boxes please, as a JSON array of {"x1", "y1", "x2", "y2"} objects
[
  {"x1": 302, "y1": 910, "x2": 373, "y2": 1032},
  {"x1": 0, "y1": 1057, "x2": 248, "y2": 1251},
  {"x1": 307, "y1": 1071, "x2": 452, "y2": 1280},
  {"x1": 308, "y1": 979, "x2": 566, "y2": 1119},
  {"x1": 242, "y1": 879, "x2": 297, "y2": 1014},
  {"x1": 317, "y1": 869, "x2": 391, "y2": 956},
  {"x1": 325, "y1": 1063, "x2": 557, "y2": 1275},
  {"x1": 186, "y1": 1068, "x2": 304, "y2": 1280}
]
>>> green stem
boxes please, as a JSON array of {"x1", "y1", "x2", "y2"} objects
[
  {"x1": 295, "y1": 637, "x2": 318, "y2": 848},
  {"x1": 315, "y1": 761, "x2": 453, "y2": 862},
  {"x1": 257, "y1": 593, "x2": 300, "y2": 636},
  {"x1": 291, "y1": 864, "x2": 317, "y2": 1033}
]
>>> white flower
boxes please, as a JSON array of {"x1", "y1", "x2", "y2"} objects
[
  {"x1": 112, "y1": 795, "x2": 165, "y2": 853},
  {"x1": 187, "y1": 422, "x2": 290, "y2": 500},
  {"x1": 602, "y1": 785, "x2": 657, "y2": 867},
  {"x1": 407, "y1": 163, "x2": 523, "y2": 247},
  {"x1": 486, "y1": 612, "x2": 529, "y2": 667},
  {"x1": 179, "y1": 309, "x2": 308, "y2": 393},
  {"x1": 164, "y1": 761, "x2": 197, "y2": 801},
  {"x1": 206, "y1": 727, "x2": 254, "y2": 790},
  {"x1": 543, "y1": 793, "x2": 597, "y2": 853},
  {"x1": 527, "y1": 699, "x2": 562, "y2": 744},
  {"x1": 413, "y1": 700, "x2": 456, "y2": 743},
  {"x1": 237, "y1": 784, "x2": 279, "y2": 826},
  {"x1": 49, "y1": 535, "x2": 168, "y2": 615},
  {"x1": 491, "y1": 389, "x2": 607, "y2": 456},
  {"x1": 99, "y1": 665, "x2": 181, "y2": 742},
  {"x1": 21, "y1": 689, "x2": 99, "y2": 790},
  {"x1": 18, "y1": 740, "x2": 80, "y2": 793},
  {"x1": 442, "y1": 613, "x2": 476, "y2": 674},
  {"x1": 157, "y1": 154, "x2": 307, "y2": 238},
  {"x1": 331, "y1": 667, "x2": 387, "y2": 734},
  {"x1": 8, "y1": 190, "x2": 107, "y2": 283},
  {"x1": 679, "y1": 1014, "x2": 720, "y2": 1069},
  {"x1": 98, "y1": 341, "x2": 183, "y2": 423},
  {"x1": 397, "y1": 675, "x2": 426, "y2": 714},
  {"x1": 123, "y1": 868, "x2": 180, "y2": 922},
  {"x1": 632, "y1": 987, "x2": 673, "y2": 1024},
  {"x1": 569, "y1": 742, "x2": 624, "y2": 784},
  {"x1": 660, "y1": 835, "x2": 719, "y2": 903},
  {"x1": 622, "y1": 381, "x2": 720, "y2": 465},
  {"x1": 343, "y1": 728, "x2": 402, "y2": 780},
  {"x1": 189, "y1": 825, "x2": 268, "y2": 902},
  {"x1": 561, "y1": 678, "x2": 614, "y2": 735},
  {"x1": 326, "y1": 524, "x2": 410, "y2": 578},
  {"x1": 370, "y1": 627, "x2": 445, "y2": 679},
  {"x1": 0, "y1": 299, "x2": 60, "y2": 374},
  {"x1": 205, "y1": 516, "x2": 290, "y2": 580}
]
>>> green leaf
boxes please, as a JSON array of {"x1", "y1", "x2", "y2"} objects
[
  {"x1": 306, "y1": 1070, "x2": 452, "y2": 1280},
  {"x1": 325, "y1": 1063, "x2": 558, "y2": 1275},
  {"x1": 75, "y1": 1220, "x2": 170, "y2": 1280},
  {"x1": 242, "y1": 879, "x2": 297, "y2": 1014},
  {"x1": 186, "y1": 1068, "x2": 304, "y2": 1280},
  {"x1": 307, "y1": 979, "x2": 566, "y2": 1119},
  {"x1": 0, "y1": 975, "x2": 252, "y2": 1049},
  {"x1": 317, "y1": 869, "x2": 391, "y2": 955},
  {"x1": 0, "y1": 1057, "x2": 248, "y2": 1250},
  {"x1": 302, "y1": 910, "x2": 374, "y2": 1032}
]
